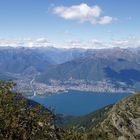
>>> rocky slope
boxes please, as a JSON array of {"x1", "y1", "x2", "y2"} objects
[
  {"x1": 57, "y1": 92, "x2": 140, "y2": 140},
  {"x1": 88, "y1": 93, "x2": 140, "y2": 140}
]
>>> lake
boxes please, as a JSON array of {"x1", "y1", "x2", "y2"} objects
[{"x1": 32, "y1": 90, "x2": 131, "y2": 116}]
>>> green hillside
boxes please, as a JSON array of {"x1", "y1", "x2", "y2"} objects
[
  {"x1": 56, "y1": 105, "x2": 113, "y2": 131},
  {"x1": 0, "y1": 81, "x2": 83, "y2": 140},
  {"x1": 0, "y1": 81, "x2": 140, "y2": 140},
  {"x1": 90, "y1": 93, "x2": 140, "y2": 140}
]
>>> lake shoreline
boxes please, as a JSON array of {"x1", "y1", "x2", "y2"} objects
[{"x1": 31, "y1": 90, "x2": 132, "y2": 116}]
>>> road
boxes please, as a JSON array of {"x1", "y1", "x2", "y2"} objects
[{"x1": 30, "y1": 78, "x2": 37, "y2": 96}]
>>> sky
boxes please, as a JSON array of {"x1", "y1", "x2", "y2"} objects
[{"x1": 0, "y1": 0, "x2": 140, "y2": 48}]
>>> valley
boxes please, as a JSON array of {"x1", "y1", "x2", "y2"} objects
[
  {"x1": 1, "y1": 47, "x2": 140, "y2": 96},
  {"x1": 1, "y1": 1, "x2": 140, "y2": 139}
]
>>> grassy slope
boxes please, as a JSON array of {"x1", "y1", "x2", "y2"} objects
[{"x1": 56, "y1": 105, "x2": 113, "y2": 131}]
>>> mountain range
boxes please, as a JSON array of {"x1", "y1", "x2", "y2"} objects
[
  {"x1": 0, "y1": 46, "x2": 140, "y2": 94},
  {"x1": 37, "y1": 47, "x2": 140, "y2": 93}
]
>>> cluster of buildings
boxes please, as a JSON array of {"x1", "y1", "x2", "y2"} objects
[{"x1": 15, "y1": 78, "x2": 134, "y2": 96}]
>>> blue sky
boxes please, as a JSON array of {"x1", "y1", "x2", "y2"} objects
[{"x1": 0, "y1": 0, "x2": 140, "y2": 48}]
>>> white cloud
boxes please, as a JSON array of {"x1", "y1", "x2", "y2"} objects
[
  {"x1": 59, "y1": 38, "x2": 140, "y2": 49},
  {"x1": 99, "y1": 16, "x2": 113, "y2": 24},
  {"x1": 90, "y1": 39, "x2": 109, "y2": 48},
  {"x1": 53, "y1": 4, "x2": 101, "y2": 20},
  {"x1": 59, "y1": 39, "x2": 110, "y2": 49},
  {"x1": 0, "y1": 37, "x2": 140, "y2": 49},
  {"x1": 112, "y1": 37, "x2": 140, "y2": 48},
  {"x1": 62, "y1": 40, "x2": 86, "y2": 48},
  {"x1": 53, "y1": 3, "x2": 115, "y2": 25},
  {"x1": 0, "y1": 38, "x2": 54, "y2": 48}
]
